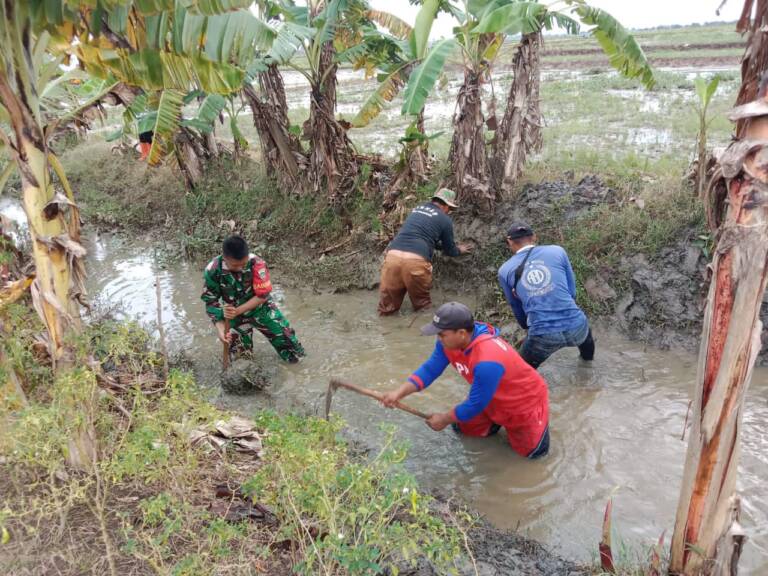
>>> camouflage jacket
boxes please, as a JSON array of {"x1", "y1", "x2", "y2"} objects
[{"x1": 201, "y1": 254, "x2": 273, "y2": 322}]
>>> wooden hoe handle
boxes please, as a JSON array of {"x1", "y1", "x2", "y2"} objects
[
  {"x1": 330, "y1": 379, "x2": 429, "y2": 420},
  {"x1": 222, "y1": 340, "x2": 230, "y2": 371}
]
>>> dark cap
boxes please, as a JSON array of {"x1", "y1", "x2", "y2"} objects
[
  {"x1": 506, "y1": 222, "x2": 534, "y2": 240},
  {"x1": 420, "y1": 302, "x2": 474, "y2": 335}
]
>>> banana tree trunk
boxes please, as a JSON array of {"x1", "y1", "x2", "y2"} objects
[
  {"x1": 407, "y1": 111, "x2": 429, "y2": 178},
  {"x1": 385, "y1": 111, "x2": 429, "y2": 208},
  {"x1": 668, "y1": 93, "x2": 768, "y2": 575},
  {"x1": 448, "y1": 67, "x2": 492, "y2": 210},
  {"x1": 0, "y1": 3, "x2": 93, "y2": 472},
  {"x1": 5, "y1": 126, "x2": 82, "y2": 364},
  {"x1": 308, "y1": 41, "x2": 357, "y2": 203},
  {"x1": 492, "y1": 32, "x2": 542, "y2": 194},
  {"x1": 243, "y1": 66, "x2": 304, "y2": 186},
  {"x1": 203, "y1": 130, "x2": 219, "y2": 158},
  {"x1": 733, "y1": 0, "x2": 768, "y2": 139}
]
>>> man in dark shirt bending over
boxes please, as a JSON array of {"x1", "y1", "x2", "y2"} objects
[{"x1": 378, "y1": 188, "x2": 471, "y2": 315}]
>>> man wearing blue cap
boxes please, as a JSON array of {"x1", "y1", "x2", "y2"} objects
[{"x1": 498, "y1": 222, "x2": 594, "y2": 368}]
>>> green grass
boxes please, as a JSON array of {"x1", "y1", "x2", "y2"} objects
[
  {"x1": 540, "y1": 47, "x2": 741, "y2": 65},
  {"x1": 538, "y1": 22, "x2": 740, "y2": 52},
  {"x1": 0, "y1": 317, "x2": 471, "y2": 575}
]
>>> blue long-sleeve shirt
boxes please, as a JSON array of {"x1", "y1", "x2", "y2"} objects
[
  {"x1": 407, "y1": 324, "x2": 504, "y2": 422},
  {"x1": 497, "y1": 244, "x2": 586, "y2": 336}
]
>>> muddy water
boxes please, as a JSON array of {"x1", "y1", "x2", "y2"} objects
[{"x1": 72, "y1": 234, "x2": 768, "y2": 573}]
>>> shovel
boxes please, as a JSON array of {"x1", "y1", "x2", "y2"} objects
[{"x1": 325, "y1": 378, "x2": 429, "y2": 420}]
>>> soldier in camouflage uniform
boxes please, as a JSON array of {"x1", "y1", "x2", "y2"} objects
[{"x1": 202, "y1": 236, "x2": 305, "y2": 363}]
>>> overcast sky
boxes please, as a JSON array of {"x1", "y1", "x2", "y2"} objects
[{"x1": 366, "y1": 0, "x2": 744, "y2": 40}]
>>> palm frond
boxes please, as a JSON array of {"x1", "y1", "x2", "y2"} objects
[
  {"x1": 573, "y1": 5, "x2": 655, "y2": 89},
  {"x1": 148, "y1": 89, "x2": 185, "y2": 165},
  {"x1": 352, "y1": 63, "x2": 411, "y2": 127},
  {"x1": 401, "y1": 37, "x2": 456, "y2": 116}
]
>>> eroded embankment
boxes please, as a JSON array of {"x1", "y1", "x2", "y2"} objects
[{"x1": 49, "y1": 142, "x2": 762, "y2": 363}]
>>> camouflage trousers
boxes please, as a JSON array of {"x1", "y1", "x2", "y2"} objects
[{"x1": 227, "y1": 301, "x2": 305, "y2": 363}]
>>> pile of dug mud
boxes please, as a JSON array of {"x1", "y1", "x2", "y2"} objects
[{"x1": 441, "y1": 174, "x2": 768, "y2": 364}]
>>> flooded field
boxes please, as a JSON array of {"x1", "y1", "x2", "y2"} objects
[
  {"x1": 89, "y1": 64, "x2": 741, "y2": 169},
  {"x1": 75, "y1": 232, "x2": 768, "y2": 574}
]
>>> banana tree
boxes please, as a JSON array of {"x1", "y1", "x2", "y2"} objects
[
  {"x1": 271, "y1": 0, "x2": 406, "y2": 202},
  {"x1": 352, "y1": 0, "x2": 457, "y2": 188},
  {"x1": 0, "y1": 0, "x2": 249, "y2": 365},
  {"x1": 669, "y1": 4, "x2": 767, "y2": 574},
  {"x1": 399, "y1": 0, "x2": 654, "y2": 208},
  {"x1": 475, "y1": 0, "x2": 655, "y2": 194},
  {"x1": 399, "y1": 1, "x2": 507, "y2": 209},
  {"x1": 236, "y1": 0, "x2": 307, "y2": 187}
]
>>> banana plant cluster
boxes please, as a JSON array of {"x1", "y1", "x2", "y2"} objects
[
  {"x1": 353, "y1": 0, "x2": 655, "y2": 208},
  {"x1": 0, "y1": 0, "x2": 267, "y2": 367}
]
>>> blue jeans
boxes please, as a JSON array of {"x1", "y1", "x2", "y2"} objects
[{"x1": 520, "y1": 319, "x2": 594, "y2": 369}]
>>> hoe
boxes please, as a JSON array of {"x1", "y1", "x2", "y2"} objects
[{"x1": 325, "y1": 378, "x2": 429, "y2": 421}]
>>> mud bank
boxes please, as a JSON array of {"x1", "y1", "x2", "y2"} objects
[{"x1": 426, "y1": 174, "x2": 768, "y2": 364}]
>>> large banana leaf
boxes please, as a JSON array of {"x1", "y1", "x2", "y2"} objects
[
  {"x1": 137, "y1": 112, "x2": 158, "y2": 133},
  {"x1": 134, "y1": 0, "x2": 253, "y2": 16},
  {"x1": 183, "y1": 0, "x2": 254, "y2": 15},
  {"x1": 181, "y1": 92, "x2": 227, "y2": 132},
  {"x1": 267, "y1": 21, "x2": 314, "y2": 64},
  {"x1": 572, "y1": 5, "x2": 655, "y2": 89},
  {"x1": 78, "y1": 45, "x2": 244, "y2": 94},
  {"x1": 401, "y1": 37, "x2": 456, "y2": 116},
  {"x1": 351, "y1": 62, "x2": 411, "y2": 127},
  {"x1": 410, "y1": 0, "x2": 440, "y2": 59},
  {"x1": 474, "y1": 2, "x2": 548, "y2": 35},
  {"x1": 148, "y1": 88, "x2": 185, "y2": 165},
  {"x1": 125, "y1": 92, "x2": 150, "y2": 122},
  {"x1": 366, "y1": 10, "x2": 412, "y2": 40},
  {"x1": 203, "y1": 11, "x2": 276, "y2": 64}
]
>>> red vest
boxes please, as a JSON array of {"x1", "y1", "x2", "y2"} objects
[{"x1": 443, "y1": 325, "x2": 548, "y2": 419}]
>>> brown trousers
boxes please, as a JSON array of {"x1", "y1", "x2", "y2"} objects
[{"x1": 377, "y1": 251, "x2": 433, "y2": 315}]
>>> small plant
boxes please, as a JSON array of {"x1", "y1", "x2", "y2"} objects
[{"x1": 693, "y1": 75, "x2": 721, "y2": 198}]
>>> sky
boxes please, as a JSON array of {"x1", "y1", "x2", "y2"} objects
[{"x1": 366, "y1": 0, "x2": 744, "y2": 40}]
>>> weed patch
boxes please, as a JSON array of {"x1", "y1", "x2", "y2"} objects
[{"x1": 0, "y1": 318, "x2": 471, "y2": 575}]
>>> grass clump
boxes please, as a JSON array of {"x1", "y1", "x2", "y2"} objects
[
  {"x1": 0, "y1": 313, "x2": 470, "y2": 575},
  {"x1": 245, "y1": 412, "x2": 467, "y2": 575},
  {"x1": 61, "y1": 141, "x2": 186, "y2": 229}
]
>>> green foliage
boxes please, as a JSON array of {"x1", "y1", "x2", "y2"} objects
[
  {"x1": 148, "y1": 89, "x2": 185, "y2": 165},
  {"x1": 0, "y1": 303, "x2": 52, "y2": 396},
  {"x1": 0, "y1": 368, "x2": 101, "y2": 472},
  {"x1": 245, "y1": 413, "x2": 466, "y2": 575},
  {"x1": 182, "y1": 93, "x2": 227, "y2": 133},
  {"x1": 410, "y1": 0, "x2": 441, "y2": 58},
  {"x1": 694, "y1": 75, "x2": 720, "y2": 116},
  {"x1": 571, "y1": 2, "x2": 655, "y2": 89},
  {"x1": 475, "y1": 2, "x2": 550, "y2": 35},
  {"x1": 2, "y1": 315, "x2": 469, "y2": 574},
  {"x1": 401, "y1": 38, "x2": 457, "y2": 116}
]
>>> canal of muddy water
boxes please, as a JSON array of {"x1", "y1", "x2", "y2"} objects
[{"x1": 78, "y1": 233, "x2": 768, "y2": 574}]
